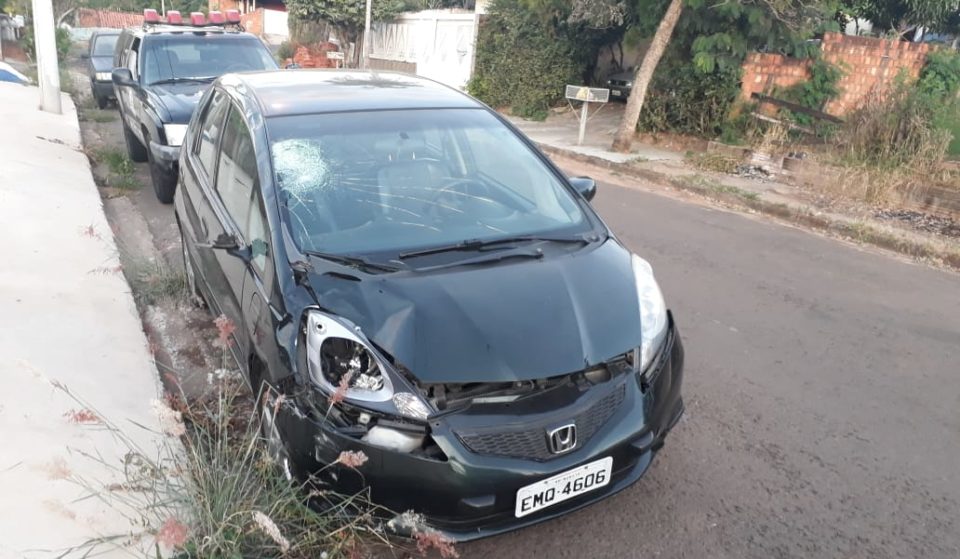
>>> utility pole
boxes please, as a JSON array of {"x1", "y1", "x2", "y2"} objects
[
  {"x1": 31, "y1": 0, "x2": 61, "y2": 114},
  {"x1": 362, "y1": 0, "x2": 371, "y2": 69}
]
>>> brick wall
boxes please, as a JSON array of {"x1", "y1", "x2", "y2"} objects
[
  {"x1": 240, "y1": 9, "x2": 262, "y2": 35},
  {"x1": 76, "y1": 8, "x2": 144, "y2": 28},
  {"x1": 291, "y1": 43, "x2": 342, "y2": 68},
  {"x1": 741, "y1": 32, "x2": 933, "y2": 116}
]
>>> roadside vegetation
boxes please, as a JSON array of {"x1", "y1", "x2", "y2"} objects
[
  {"x1": 49, "y1": 360, "x2": 448, "y2": 558},
  {"x1": 91, "y1": 147, "x2": 140, "y2": 190},
  {"x1": 54, "y1": 240, "x2": 460, "y2": 557}
]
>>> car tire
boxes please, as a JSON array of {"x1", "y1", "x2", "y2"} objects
[
  {"x1": 95, "y1": 94, "x2": 108, "y2": 110},
  {"x1": 122, "y1": 118, "x2": 148, "y2": 163},
  {"x1": 148, "y1": 148, "x2": 177, "y2": 204},
  {"x1": 178, "y1": 221, "x2": 206, "y2": 309}
]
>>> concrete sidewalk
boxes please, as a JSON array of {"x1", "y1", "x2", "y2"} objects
[
  {"x1": 0, "y1": 83, "x2": 163, "y2": 558},
  {"x1": 507, "y1": 104, "x2": 684, "y2": 164}
]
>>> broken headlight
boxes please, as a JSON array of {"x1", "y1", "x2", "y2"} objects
[
  {"x1": 632, "y1": 254, "x2": 668, "y2": 374},
  {"x1": 304, "y1": 310, "x2": 431, "y2": 420}
]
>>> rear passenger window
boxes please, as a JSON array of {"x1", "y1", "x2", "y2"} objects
[
  {"x1": 195, "y1": 91, "x2": 230, "y2": 179},
  {"x1": 215, "y1": 105, "x2": 259, "y2": 240}
]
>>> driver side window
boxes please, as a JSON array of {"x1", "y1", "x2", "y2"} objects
[{"x1": 125, "y1": 37, "x2": 140, "y2": 79}]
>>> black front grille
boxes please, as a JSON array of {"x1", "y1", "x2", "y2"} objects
[
  {"x1": 456, "y1": 384, "x2": 627, "y2": 461},
  {"x1": 610, "y1": 79, "x2": 629, "y2": 87}
]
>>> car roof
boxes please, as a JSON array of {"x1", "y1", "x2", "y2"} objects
[
  {"x1": 124, "y1": 26, "x2": 254, "y2": 39},
  {"x1": 224, "y1": 70, "x2": 485, "y2": 117}
]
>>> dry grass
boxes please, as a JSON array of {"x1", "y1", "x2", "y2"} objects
[
  {"x1": 46, "y1": 343, "x2": 460, "y2": 559},
  {"x1": 686, "y1": 152, "x2": 741, "y2": 174},
  {"x1": 46, "y1": 377, "x2": 385, "y2": 558},
  {"x1": 825, "y1": 85, "x2": 953, "y2": 204}
]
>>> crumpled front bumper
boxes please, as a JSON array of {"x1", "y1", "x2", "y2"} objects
[
  {"x1": 148, "y1": 140, "x2": 180, "y2": 174},
  {"x1": 279, "y1": 313, "x2": 685, "y2": 542}
]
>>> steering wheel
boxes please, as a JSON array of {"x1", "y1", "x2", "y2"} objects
[{"x1": 424, "y1": 178, "x2": 500, "y2": 222}]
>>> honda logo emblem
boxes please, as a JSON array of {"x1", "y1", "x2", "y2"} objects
[{"x1": 547, "y1": 423, "x2": 577, "y2": 455}]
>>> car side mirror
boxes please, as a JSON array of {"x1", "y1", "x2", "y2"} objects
[
  {"x1": 568, "y1": 177, "x2": 597, "y2": 201},
  {"x1": 202, "y1": 232, "x2": 239, "y2": 250},
  {"x1": 112, "y1": 68, "x2": 135, "y2": 87},
  {"x1": 204, "y1": 232, "x2": 260, "y2": 263}
]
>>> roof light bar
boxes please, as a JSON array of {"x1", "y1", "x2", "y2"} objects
[
  {"x1": 208, "y1": 10, "x2": 225, "y2": 24},
  {"x1": 190, "y1": 12, "x2": 205, "y2": 25},
  {"x1": 166, "y1": 10, "x2": 182, "y2": 24},
  {"x1": 143, "y1": 8, "x2": 160, "y2": 23},
  {"x1": 225, "y1": 9, "x2": 240, "y2": 23}
]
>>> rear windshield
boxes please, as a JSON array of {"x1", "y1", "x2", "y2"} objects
[
  {"x1": 92, "y1": 34, "x2": 118, "y2": 57},
  {"x1": 141, "y1": 35, "x2": 277, "y2": 85}
]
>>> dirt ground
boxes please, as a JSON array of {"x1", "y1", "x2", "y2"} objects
[{"x1": 67, "y1": 51, "x2": 223, "y2": 398}]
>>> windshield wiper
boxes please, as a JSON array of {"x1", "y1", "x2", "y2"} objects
[
  {"x1": 303, "y1": 250, "x2": 400, "y2": 273},
  {"x1": 148, "y1": 76, "x2": 216, "y2": 86},
  {"x1": 416, "y1": 248, "x2": 546, "y2": 272},
  {"x1": 398, "y1": 235, "x2": 591, "y2": 260}
]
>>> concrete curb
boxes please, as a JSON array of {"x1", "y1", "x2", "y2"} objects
[
  {"x1": 537, "y1": 143, "x2": 960, "y2": 272},
  {"x1": 0, "y1": 82, "x2": 166, "y2": 558}
]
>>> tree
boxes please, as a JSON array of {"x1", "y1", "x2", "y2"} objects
[
  {"x1": 840, "y1": 0, "x2": 960, "y2": 35},
  {"x1": 610, "y1": 0, "x2": 836, "y2": 148},
  {"x1": 611, "y1": 0, "x2": 683, "y2": 152},
  {"x1": 286, "y1": 0, "x2": 405, "y2": 67}
]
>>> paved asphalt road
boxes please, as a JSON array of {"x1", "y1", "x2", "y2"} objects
[
  {"x1": 458, "y1": 168, "x2": 960, "y2": 559},
  {"x1": 103, "y1": 110, "x2": 960, "y2": 556}
]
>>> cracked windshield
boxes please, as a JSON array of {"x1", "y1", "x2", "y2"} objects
[{"x1": 268, "y1": 108, "x2": 589, "y2": 255}]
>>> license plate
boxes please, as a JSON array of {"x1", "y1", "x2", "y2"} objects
[
  {"x1": 515, "y1": 456, "x2": 613, "y2": 517},
  {"x1": 611, "y1": 90, "x2": 622, "y2": 96}
]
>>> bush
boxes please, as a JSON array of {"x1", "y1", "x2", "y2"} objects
[
  {"x1": 277, "y1": 40, "x2": 297, "y2": 62},
  {"x1": 638, "y1": 65, "x2": 742, "y2": 137},
  {"x1": 20, "y1": 26, "x2": 72, "y2": 63},
  {"x1": 468, "y1": 0, "x2": 591, "y2": 120},
  {"x1": 840, "y1": 81, "x2": 950, "y2": 175},
  {"x1": 777, "y1": 59, "x2": 843, "y2": 127},
  {"x1": 917, "y1": 50, "x2": 960, "y2": 157}
]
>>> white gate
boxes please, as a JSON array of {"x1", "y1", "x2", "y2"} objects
[
  {"x1": 263, "y1": 9, "x2": 288, "y2": 38},
  {"x1": 369, "y1": 10, "x2": 478, "y2": 90}
]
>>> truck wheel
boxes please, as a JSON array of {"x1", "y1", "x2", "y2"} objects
[
  {"x1": 148, "y1": 148, "x2": 177, "y2": 204},
  {"x1": 122, "y1": 119, "x2": 148, "y2": 163},
  {"x1": 96, "y1": 95, "x2": 108, "y2": 110}
]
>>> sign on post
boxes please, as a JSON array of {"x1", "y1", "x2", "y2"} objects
[
  {"x1": 326, "y1": 50, "x2": 345, "y2": 69},
  {"x1": 565, "y1": 85, "x2": 610, "y2": 145}
]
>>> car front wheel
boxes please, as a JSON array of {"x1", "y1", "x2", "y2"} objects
[
  {"x1": 122, "y1": 118, "x2": 148, "y2": 163},
  {"x1": 148, "y1": 148, "x2": 177, "y2": 204}
]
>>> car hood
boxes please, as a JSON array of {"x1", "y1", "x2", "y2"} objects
[
  {"x1": 608, "y1": 70, "x2": 633, "y2": 82},
  {"x1": 146, "y1": 83, "x2": 209, "y2": 123},
  {"x1": 305, "y1": 240, "x2": 643, "y2": 384},
  {"x1": 90, "y1": 56, "x2": 114, "y2": 72}
]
